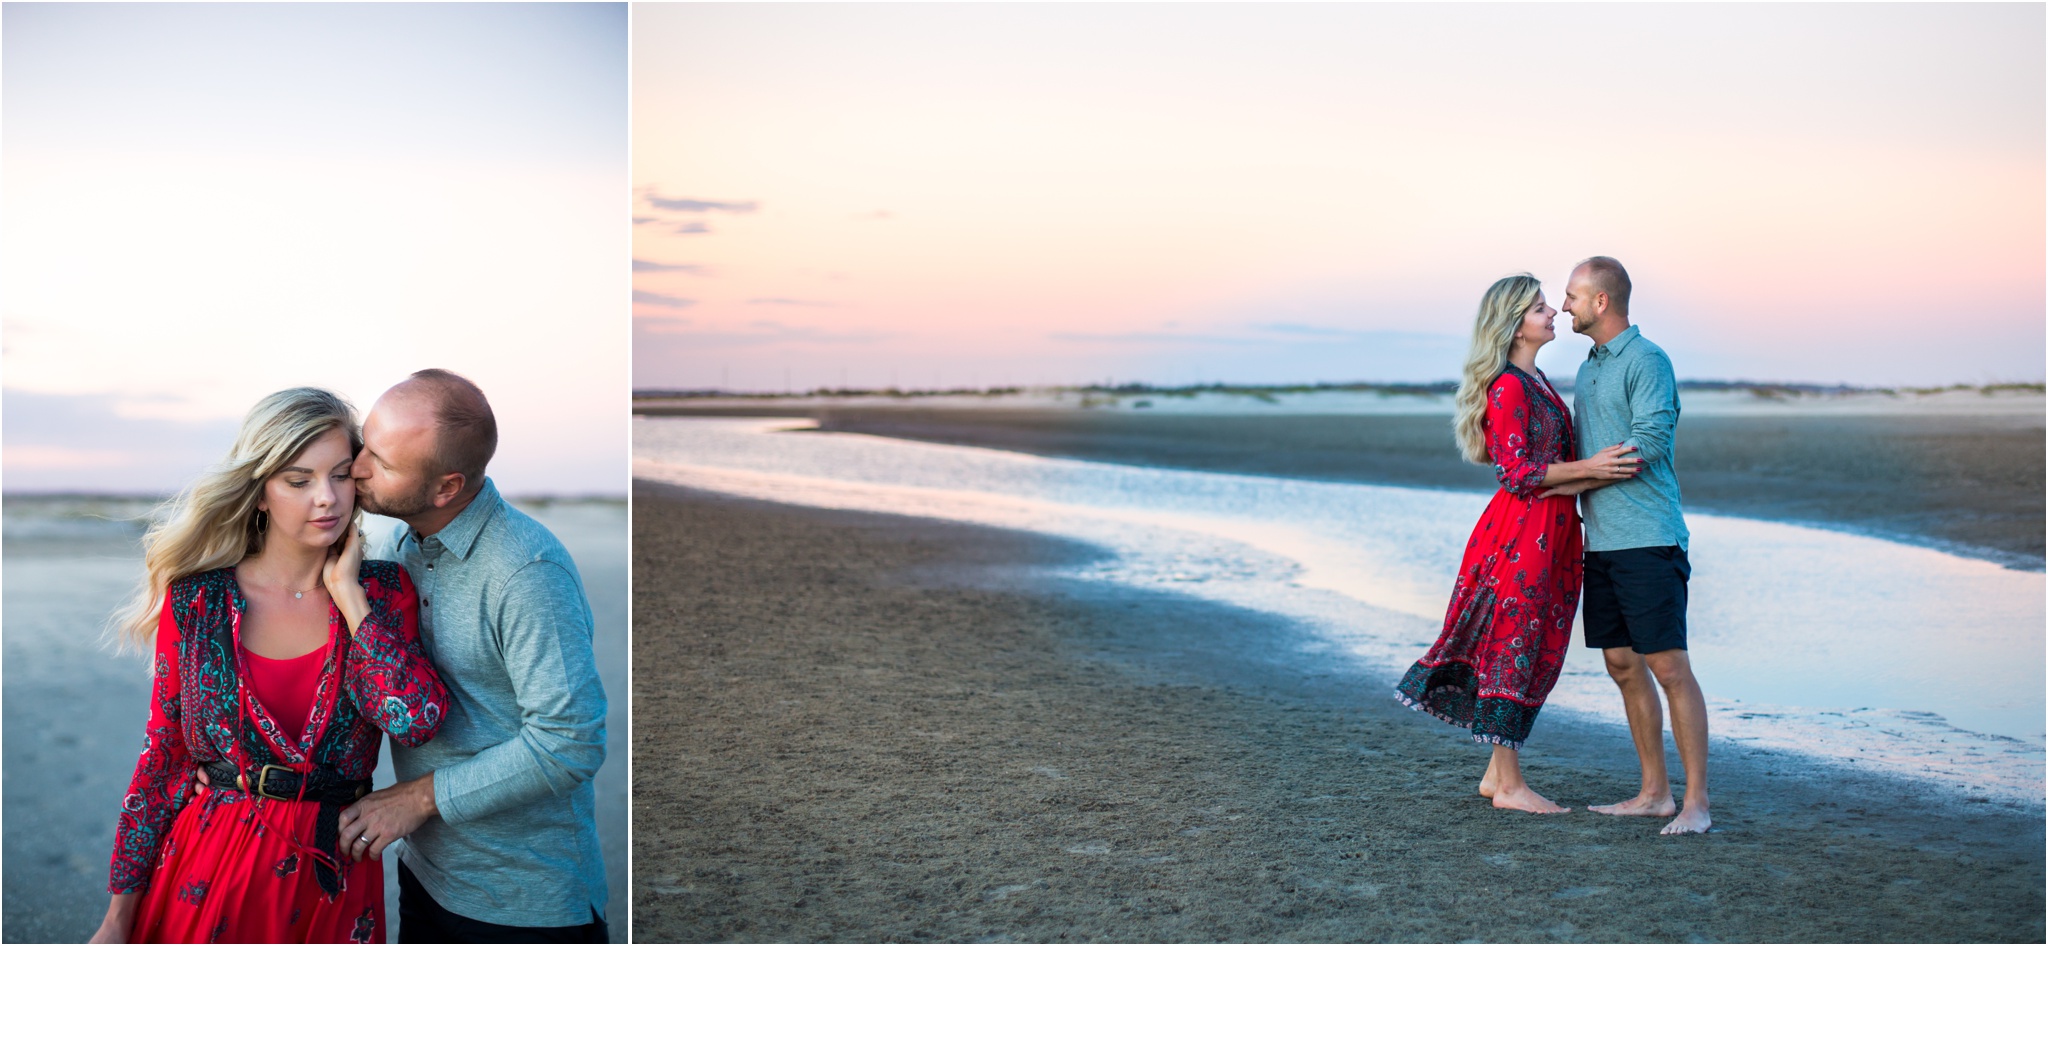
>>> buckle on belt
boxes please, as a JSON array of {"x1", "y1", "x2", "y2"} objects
[{"x1": 238, "y1": 764, "x2": 296, "y2": 800}]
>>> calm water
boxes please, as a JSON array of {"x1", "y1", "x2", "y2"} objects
[{"x1": 637, "y1": 415, "x2": 2045, "y2": 805}]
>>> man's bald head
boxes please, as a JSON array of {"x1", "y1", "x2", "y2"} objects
[
  {"x1": 1572, "y1": 256, "x2": 1632, "y2": 318},
  {"x1": 391, "y1": 368, "x2": 497, "y2": 492}
]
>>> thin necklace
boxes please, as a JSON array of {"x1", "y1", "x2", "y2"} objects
[{"x1": 245, "y1": 565, "x2": 319, "y2": 600}]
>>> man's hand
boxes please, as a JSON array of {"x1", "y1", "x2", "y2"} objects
[{"x1": 336, "y1": 774, "x2": 438, "y2": 861}]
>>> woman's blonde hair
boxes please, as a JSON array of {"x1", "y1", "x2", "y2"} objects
[
  {"x1": 113, "y1": 387, "x2": 362, "y2": 649},
  {"x1": 1452, "y1": 273, "x2": 1543, "y2": 465}
]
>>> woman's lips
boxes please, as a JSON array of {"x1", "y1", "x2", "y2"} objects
[{"x1": 309, "y1": 516, "x2": 341, "y2": 529}]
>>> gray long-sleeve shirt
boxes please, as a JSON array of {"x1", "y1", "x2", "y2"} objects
[
  {"x1": 1573, "y1": 325, "x2": 1690, "y2": 552},
  {"x1": 381, "y1": 478, "x2": 608, "y2": 927}
]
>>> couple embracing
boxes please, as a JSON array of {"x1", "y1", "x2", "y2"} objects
[
  {"x1": 1397, "y1": 257, "x2": 1713, "y2": 836},
  {"x1": 91, "y1": 371, "x2": 609, "y2": 943}
]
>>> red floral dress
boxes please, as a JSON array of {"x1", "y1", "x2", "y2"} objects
[
  {"x1": 1395, "y1": 366, "x2": 1583, "y2": 748},
  {"x1": 110, "y1": 561, "x2": 448, "y2": 943}
]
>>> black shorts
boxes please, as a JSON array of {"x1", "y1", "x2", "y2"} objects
[
  {"x1": 398, "y1": 860, "x2": 609, "y2": 944},
  {"x1": 1582, "y1": 545, "x2": 1690, "y2": 654}
]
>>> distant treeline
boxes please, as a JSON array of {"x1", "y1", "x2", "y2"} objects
[{"x1": 633, "y1": 380, "x2": 2046, "y2": 401}]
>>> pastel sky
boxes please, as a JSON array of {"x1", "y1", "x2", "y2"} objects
[
  {"x1": 633, "y1": 3, "x2": 2044, "y2": 392},
  {"x1": 3, "y1": 3, "x2": 627, "y2": 494}
]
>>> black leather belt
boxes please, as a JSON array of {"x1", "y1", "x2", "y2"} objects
[{"x1": 203, "y1": 760, "x2": 371, "y2": 898}]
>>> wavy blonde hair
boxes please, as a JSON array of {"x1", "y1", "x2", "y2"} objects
[
  {"x1": 1452, "y1": 273, "x2": 1543, "y2": 465},
  {"x1": 113, "y1": 387, "x2": 362, "y2": 649}
]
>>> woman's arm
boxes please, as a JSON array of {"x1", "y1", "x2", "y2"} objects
[
  {"x1": 106, "y1": 595, "x2": 195, "y2": 902},
  {"x1": 88, "y1": 892, "x2": 142, "y2": 944},
  {"x1": 1488, "y1": 378, "x2": 1641, "y2": 494},
  {"x1": 1486, "y1": 377, "x2": 1550, "y2": 497},
  {"x1": 341, "y1": 564, "x2": 449, "y2": 748}
]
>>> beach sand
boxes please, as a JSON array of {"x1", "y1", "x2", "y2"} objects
[
  {"x1": 632, "y1": 481, "x2": 2043, "y2": 943},
  {"x1": 0, "y1": 498, "x2": 629, "y2": 944}
]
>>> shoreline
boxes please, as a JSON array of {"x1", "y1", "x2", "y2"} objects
[
  {"x1": 631, "y1": 481, "x2": 2044, "y2": 943},
  {"x1": 634, "y1": 406, "x2": 2046, "y2": 570}
]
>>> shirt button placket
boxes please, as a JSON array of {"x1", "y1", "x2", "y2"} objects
[{"x1": 417, "y1": 539, "x2": 439, "y2": 639}]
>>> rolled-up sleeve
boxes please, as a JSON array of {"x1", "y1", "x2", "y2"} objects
[
  {"x1": 431, "y1": 560, "x2": 607, "y2": 825},
  {"x1": 1623, "y1": 351, "x2": 1680, "y2": 464}
]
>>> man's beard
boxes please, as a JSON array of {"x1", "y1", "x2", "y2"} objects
[{"x1": 357, "y1": 478, "x2": 437, "y2": 519}]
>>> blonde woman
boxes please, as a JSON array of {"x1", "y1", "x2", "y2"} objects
[
  {"x1": 1394, "y1": 274, "x2": 1641, "y2": 813},
  {"x1": 89, "y1": 388, "x2": 449, "y2": 943}
]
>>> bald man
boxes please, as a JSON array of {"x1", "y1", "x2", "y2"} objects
[
  {"x1": 1554, "y1": 258, "x2": 1712, "y2": 836},
  {"x1": 338, "y1": 369, "x2": 610, "y2": 941}
]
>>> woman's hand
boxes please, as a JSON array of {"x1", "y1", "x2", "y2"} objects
[
  {"x1": 1580, "y1": 442, "x2": 1642, "y2": 480},
  {"x1": 323, "y1": 522, "x2": 372, "y2": 634},
  {"x1": 1562, "y1": 443, "x2": 1642, "y2": 484},
  {"x1": 88, "y1": 894, "x2": 140, "y2": 943}
]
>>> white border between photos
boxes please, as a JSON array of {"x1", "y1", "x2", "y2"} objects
[{"x1": 11, "y1": 943, "x2": 2045, "y2": 1040}]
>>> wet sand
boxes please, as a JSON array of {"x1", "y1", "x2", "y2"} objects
[
  {"x1": 1, "y1": 497, "x2": 629, "y2": 944},
  {"x1": 632, "y1": 482, "x2": 2044, "y2": 943},
  {"x1": 639, "y1": 405, "x2": 2045, "y2": 568}
]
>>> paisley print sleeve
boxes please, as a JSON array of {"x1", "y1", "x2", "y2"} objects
[
  {"x1": 1487, "y1": 374, "x2": 1548, "y2": 497},
  {"x1": 343, "y1": 564, "x2": 448, "y2": 748},
  {"x1": 108, "y1": 595, "x2": 194, "y2": 895}
]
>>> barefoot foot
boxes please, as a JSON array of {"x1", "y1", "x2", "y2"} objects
[
  {"x1": 1479, "y1": 765, "x2": 1500, "y2": 799},
  {"x1": 1660, "y1": 804, "x2": 1712, "y2": 835},
  {"x1": 1492, "y1": 785, "x2": 1570, "y2": 814},
  {"x1": 1589, "y1": 793, "x2": 1677, "y2": 817}
]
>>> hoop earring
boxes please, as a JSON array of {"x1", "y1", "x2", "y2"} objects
[{"x1": 256, "y1": 510, "x2": 269, "y2": 535}]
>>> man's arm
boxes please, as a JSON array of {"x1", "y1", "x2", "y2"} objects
[
  {"x1": 430, "y1": 559, "x2": 607, "y2": 825},
  {"x1": 1624, "y1": 350, "x2": 1680, "y2": 465},
  {"x1": 337, "y1": 559, "x2": 606, "y2": 858}
]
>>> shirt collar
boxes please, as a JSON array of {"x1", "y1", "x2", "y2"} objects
[
  {"x1": 1589, "y1": 324, "x2": 1641, "y2": 361},
  {"x1": 407, "y1": 477, "x2": 501, "y2": 561}
]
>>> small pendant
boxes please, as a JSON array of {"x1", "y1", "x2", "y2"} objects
[{"x1": 294, "y1": 591, "x2": 303, "y2": 599}]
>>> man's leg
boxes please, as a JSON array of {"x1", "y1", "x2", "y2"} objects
[
  {"x1": 1588, "y1": 646, "x2": 1678, "y2": 817},
  {"x1": 397, "y1": 860, "x2": 453, "y2": 943},
  {"x1": 1643, "y1": 647, "x2": 1711, "y2": 834}
]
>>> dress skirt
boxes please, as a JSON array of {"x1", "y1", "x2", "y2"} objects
[
  {"x1": 128, "y1": 791, "x2": 382, "y2": 944},
  {"x1": 1395, "y1": 483, "x2": 1583, "y2": 748}
]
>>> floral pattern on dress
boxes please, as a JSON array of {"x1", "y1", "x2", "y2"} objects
[{"x1": 108, "y1": 561, "x2": 448, "y2": 895}]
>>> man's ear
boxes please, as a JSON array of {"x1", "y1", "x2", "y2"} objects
[{"x1": 431, "y1": 472, "x2": 468, "y2": 509}]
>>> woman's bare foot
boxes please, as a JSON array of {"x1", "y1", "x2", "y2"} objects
[
  {"x1": 1491, "y1": 784, "x2": 1570, "y2": 814},
  {"x1": 1588, "y1": 792, "x2": 1677, "y2": 817},
  {"x1": 1478, "y1": 764, "x2": 1500, "y2": 798},
  {"x1": 1660, "y1": 804, "x2": 1712, "y2": 835}
]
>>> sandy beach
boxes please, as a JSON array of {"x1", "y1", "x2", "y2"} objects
[
  {"x1": 632, "y1": 481, "x2": 2043, "y2": 943},
  {"x1": 1, "y1": 496, "x2": 630, "y2": 944}
]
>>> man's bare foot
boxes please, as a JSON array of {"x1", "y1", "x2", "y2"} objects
[
  {"x1": 1492, "y1": 785, "x2": 1570, "y2": 814},
  {"x1": 1589, "y1": 793, "x2": 1677, "y2": 817},
  {"x1": 1660, "y1": 804, "x2": 1712, "y2": 835},
  {"x1": 1479, "y1": 765, "x2": 1500, "y2": 798}
]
